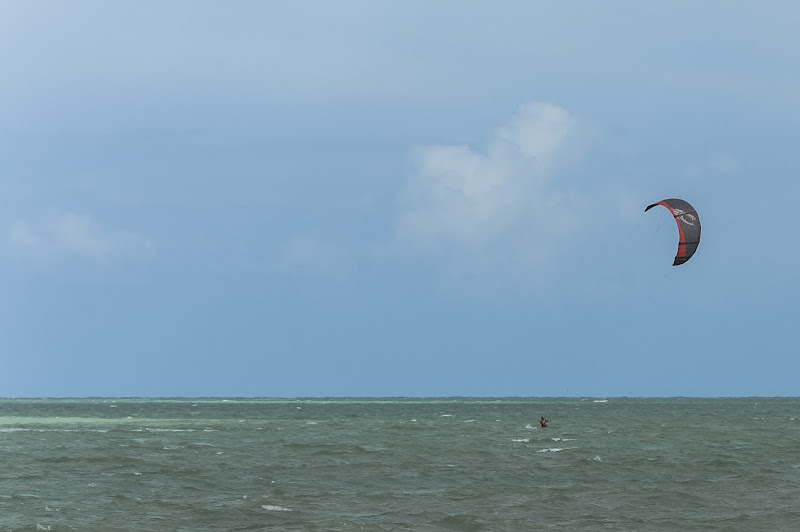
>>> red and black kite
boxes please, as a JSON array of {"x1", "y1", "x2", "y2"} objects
[{"x1": 645, "y1": 198, "x2": 701, "y2": 266}]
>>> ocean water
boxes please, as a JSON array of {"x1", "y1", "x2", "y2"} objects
[{"x1": 1, "y1": 397, "x2": 798, "y2": 531}]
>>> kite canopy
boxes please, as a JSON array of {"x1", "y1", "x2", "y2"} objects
[{"x1": 644, "y1": 198, "x2": 701, "y2": 266}]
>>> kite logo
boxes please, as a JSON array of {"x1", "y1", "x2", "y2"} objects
[{"x1": 672, "y1": 208, "x2": 696, "y2": 226}]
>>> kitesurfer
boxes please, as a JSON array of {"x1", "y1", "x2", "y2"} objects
[{"x1": 539, "y1": 416, "x2": 548, "y2": 428}]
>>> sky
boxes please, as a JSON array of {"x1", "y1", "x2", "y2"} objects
[{"x1": 1, "y1": 2, "x2": 799, "y2": 397}]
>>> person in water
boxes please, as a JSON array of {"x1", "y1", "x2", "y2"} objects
[{"x1": 539, "y1": 416, "x2": 548, "y2": 428}]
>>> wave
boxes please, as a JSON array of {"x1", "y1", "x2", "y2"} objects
[
  {"x1": 538, "y1": 445, "x2": 580, "y2": 453},
  {"x1": 262, "y1": 505, "x2": 292, "y2": 512}
]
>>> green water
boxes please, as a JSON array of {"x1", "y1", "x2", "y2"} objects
[{"x1": 1, "y1": 398, "x2": 798, "y2": 531}]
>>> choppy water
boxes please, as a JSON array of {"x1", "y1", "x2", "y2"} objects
[{"x1": 1, "y1": 397, "x2": 798, "y2": 531}]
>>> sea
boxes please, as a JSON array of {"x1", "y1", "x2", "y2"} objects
[{"x1": 1, "y1": 397, "x2": 798, "y2": 531}]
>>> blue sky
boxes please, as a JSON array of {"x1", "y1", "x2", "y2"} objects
[{"x1": 2, "y1": 2, "x2": 798, "y2": 397}]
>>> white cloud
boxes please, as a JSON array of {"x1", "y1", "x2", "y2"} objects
[
  {"x1": 8, "y1": 212, "x2": 152, "y2": 261},
  {"x1": 495, "y1": 103, "x2": 575, "y2": 161},
  {"x1": 392, "y1": 102, "x2": 580, "y2": 276}
]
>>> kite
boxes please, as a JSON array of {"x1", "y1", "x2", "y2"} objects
[{"x1": 644, "y1": 198, "x2": 701, "y2": 266}]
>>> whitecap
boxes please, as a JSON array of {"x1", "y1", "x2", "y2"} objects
[
  {"x1": 512, "y1": 438, "x2": 530, "y2": 443},
  {"x1": 263, "y1": 505, "x2": 291, "y2": 512},
  {"x1": 525, "y1": 424, "x2": 535, "y2": 430},
  {"x1": 593, "y1": 456, "x2": 602, "y2": 461},
  {"x1": 463, "y1": 420, "x2": 475, "y2": 423},
  {"x1": 411, "y1": 419, "x2": 417, "y2": 422},
  {"x1": 440, "y1": 414, "x2": 452, "y2": 417},
  {"x1": 306, "y1": 421, "x2": 317, "y2": 425},
  {"x1": 593, "y1": 400, "x2": 608, "y2": 403},
  {"x1": 537, "y1": 447, "x2": 564, "y2": 452}
]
